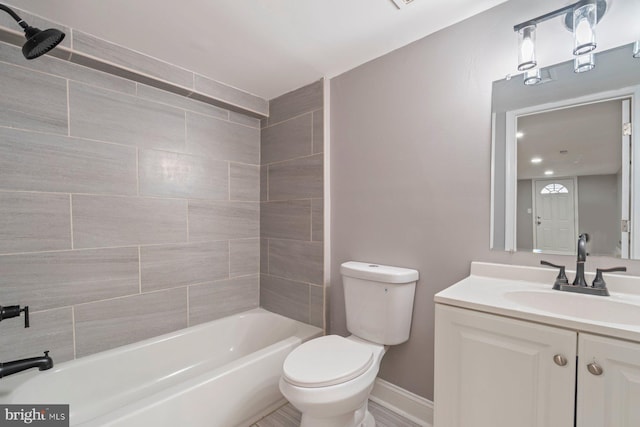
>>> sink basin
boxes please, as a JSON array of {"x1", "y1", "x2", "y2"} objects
[{"x1": 504, "y1": 290, "x2": 640, "y2": 325}]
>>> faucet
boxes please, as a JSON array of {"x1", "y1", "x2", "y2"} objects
[
  {"x1": 541, "y1": 233, "x2": 628, "y2": 296},
  {"x1": 572, "y1": 233, "x2": 589, "y2": 287},
  {"x1": 0, "y1": 351, "x2": 53, "y2": 379}
]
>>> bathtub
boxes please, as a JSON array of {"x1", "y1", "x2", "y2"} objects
[{"x1": 0, "y1": 308, "x2": 322, "y2": 426}]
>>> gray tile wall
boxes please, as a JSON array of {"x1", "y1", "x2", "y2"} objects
[
  {"x1": 0, "y1": 41, "x2": 261, "y2": 363},
  {"x1": 260, "y1": 81, "x2": 325, "y2": 328},
  {"x1": 0, "y1": 5, "x2": 268, "y2": 117}
]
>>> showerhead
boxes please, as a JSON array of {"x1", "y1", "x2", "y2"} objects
[
  {"x1": 0, "y1": 3, "x2": 66, "y2": 60},
  {"x1": 22, "y1": 26, "x2": 65, "y2": 59}
]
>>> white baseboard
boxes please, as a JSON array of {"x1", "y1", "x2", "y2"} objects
[{"x1": 369, "y1": 378, "x2": 433, "y2": 427}]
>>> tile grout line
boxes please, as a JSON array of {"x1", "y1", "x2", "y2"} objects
[{"x1": 263, "y1": 109, "x2": 321, "y2": 129}]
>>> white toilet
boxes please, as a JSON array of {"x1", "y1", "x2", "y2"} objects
[{"x1": 279, "y1": 261, "x2": 419, "y2": 427}]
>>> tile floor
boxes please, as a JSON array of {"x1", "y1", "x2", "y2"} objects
[{"x1": 252, "y1": 400, "x2": 422, "y2": 427}]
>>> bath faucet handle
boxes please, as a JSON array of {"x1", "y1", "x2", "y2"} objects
[
  {"x1": 592, "y1": 266, "x2": 627, "y2": 289},
  {"x1": 0, "y1": 305, "x2": 29, "y2": 328},
  {"x1": 540, "y1": 261, "x2": 568, "y2": 290}
]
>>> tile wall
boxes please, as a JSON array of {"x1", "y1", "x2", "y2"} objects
[
  {"x1": 0, "y1": 40, "x2": 261, "y2": 362},
  {"x1": 260, "y1": 81, "x2": 325, "y2": 328}
]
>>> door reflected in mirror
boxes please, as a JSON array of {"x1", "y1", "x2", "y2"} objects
[{"x1": 516, "y1": 98, "x2": 629, "y2": 257}]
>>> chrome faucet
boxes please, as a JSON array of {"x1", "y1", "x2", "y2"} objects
[{"x1": 0, "y1": 351, "x2": 53, "y2": 378}]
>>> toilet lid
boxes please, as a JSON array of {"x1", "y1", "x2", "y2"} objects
[{"x1": 283, "y1": 335, "x2": 374, "y2": 388}]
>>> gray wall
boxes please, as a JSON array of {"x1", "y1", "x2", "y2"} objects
[
  {"x1": 0, "y1": 40, "x2": 261, "y2": 362},
  {"x1": 330, "y1": 0, "x2": 640, "y2": 400},
  {"x1": 260, "y1": 81, "x2": 325, "y2": 329},
  {"x1": 516, "y1": 179, "x2": 534, "y2": 250},
  {"x1": 578, "y1": 174, "x2": 620, "y2": 256}
]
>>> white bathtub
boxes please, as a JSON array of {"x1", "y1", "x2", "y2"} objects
[{"x1": 0, "y1": 308, "x2": 322, "y2": 426}]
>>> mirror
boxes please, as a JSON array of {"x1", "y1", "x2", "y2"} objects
[{"x1": 491, "y1": 42, "x2": 640, "y2": 259}]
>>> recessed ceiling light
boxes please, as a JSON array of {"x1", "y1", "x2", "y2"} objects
[
  {"x1": 516, "y1": 131, "x2": 524, "y2": 138},
  {"x1": 531, "y1": 157, "x2": 542, "y2": 164},
  {"x1": 544, "y1": 170, "x2": 554, "y2": 175}
]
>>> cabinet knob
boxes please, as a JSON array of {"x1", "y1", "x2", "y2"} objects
[
  {"x1": 587, "y1": 362, "x2": 603, "y2": 376},
  {"x1": 553, "y1": 354, "x2": 568, "y2": 366}
]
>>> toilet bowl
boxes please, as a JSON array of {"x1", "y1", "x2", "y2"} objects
[
  {"x1": 280, "y1": 335, "x2": 386, "y2": 427},
  {"x1": 279, "y1": 262, "x2": 419, "y2": 427}
]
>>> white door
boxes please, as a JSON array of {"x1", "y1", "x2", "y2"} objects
[
  {"x1": 533, "y1": 178, "x2": 577, "y2": 255},
  {"x1": 577, "y1": 333, "x2": 640, "y2": 427},
  {"x1": 434, "y1": 305, "x2": 577, "y2": 427}
]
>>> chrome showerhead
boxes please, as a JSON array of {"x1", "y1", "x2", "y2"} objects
[{"x1": 0, "y1": 3, "x2": 66, "y2": 60}]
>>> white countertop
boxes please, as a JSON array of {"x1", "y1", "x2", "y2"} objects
[{"x1": 435, "y1": 262, "x2": 640, "y2": 343}]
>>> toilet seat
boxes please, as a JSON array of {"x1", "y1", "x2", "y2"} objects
[{"x1": 283, "y1": 335, "x2": 374, "y2": 388}]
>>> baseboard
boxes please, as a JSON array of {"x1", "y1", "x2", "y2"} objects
[{"x1": 369, "y1": 378, "x2": 433, "y2": 427}]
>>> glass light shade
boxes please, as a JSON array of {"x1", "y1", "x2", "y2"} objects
[
  {"x1": 518, "y1": 25, "x2": 537, "y2": 71},
  {"x1": 574, "y1": 53, "x2": 595, "y2": 73},
  {"x1": 524, "y1": 68, "x2": 542, "y2": 86},
  {"x1": 573, "y1": 3, "x2": 597, "y2": 55},
  {"x1": 634, "y1": 41, "x2": 640, "y2": 58}
]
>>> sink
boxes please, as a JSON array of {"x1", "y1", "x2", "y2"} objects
[{"x1": 504, "y1": 290, "x2": 640, "y2": 325}]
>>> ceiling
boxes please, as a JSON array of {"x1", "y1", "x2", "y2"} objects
[
  {"x1": 10, "y1": 0, "x2": 508, "y2": 100},
  {"x1": 517, "y1": 99, "x2": 624, "y2": 180}
]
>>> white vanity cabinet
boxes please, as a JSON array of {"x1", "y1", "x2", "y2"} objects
[
  {"x1": 577, "y1": 333, "x2": 640, "y2": 427},
  {"x1": 434, "y1": 304, "x2": 640, "y2": 427},
  {"x1": 434, "y1": 304, "x2": 577, "y2": 427}
]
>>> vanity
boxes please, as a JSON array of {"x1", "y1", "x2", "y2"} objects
[{"x1": 433, "y1": 262, "x2": 640, "y2": 427}]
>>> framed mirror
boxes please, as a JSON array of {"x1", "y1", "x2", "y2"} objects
[{"x1": 491, "y1": 42, "x2": 640, "y2": 259}]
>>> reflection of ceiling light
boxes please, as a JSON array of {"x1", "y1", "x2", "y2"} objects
[
  {"x1": 575, "y1": 53, "x2": 595, "y2": 73},
  {"x1": 544, "y1": 170, "x2": 554, "y2": 175},
  {"x1": 516, "y1": 132, "x2": 524, "y2": 138},
  {"x1": 524, "y1": 68, "x2": 542, "y2": 85},
  {"x1": 531, "y1": 157, "x2": 542, "y2": 163}
]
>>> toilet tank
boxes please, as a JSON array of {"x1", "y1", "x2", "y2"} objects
[{"x1": 341, "y1": 261, "x2": 419, "y2": 345}]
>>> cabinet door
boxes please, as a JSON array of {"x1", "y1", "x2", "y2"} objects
[
  {"x1": 434, "y1": 305, "x2": 576, "y2": 427},
  {"x1": 577, "y1": 333, "x2": 640, "y2": 427}
]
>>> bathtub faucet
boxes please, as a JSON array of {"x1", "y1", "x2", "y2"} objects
[{"x1": 0, "y1": 351, "x2": 53, "y2": 379}]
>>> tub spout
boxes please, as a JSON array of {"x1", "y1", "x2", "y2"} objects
[{"x1": 0, "y1": 351, "x2": 53, "y2": 379}]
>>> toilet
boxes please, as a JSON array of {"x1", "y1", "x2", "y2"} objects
[{"x1": 279, "y1": 261, "x2": 419, "y2": 427}]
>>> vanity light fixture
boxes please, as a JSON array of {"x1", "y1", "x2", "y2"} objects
[
  {"x1": 524, "y1": 69, "x2": 542, "y2": 85},
  {"x1": 633, "y1": 41, "x2": 640, "y2": 59},
  {"x1": 517, "y1": 25, "x2": 537, "y2": 71},
  {"x1": 574, "y1": 53, "x2": 595, "y2": 72},
  {"x1": 572, "y1": 2, "x2": 598, "y2": 55},
  {"x1": 514, "y1": 0, "x2": 607, "y2": 82}
]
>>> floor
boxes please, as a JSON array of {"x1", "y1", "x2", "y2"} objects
[{"x1": 252, "y1": 400, "x2": 422, "y2": 427}]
